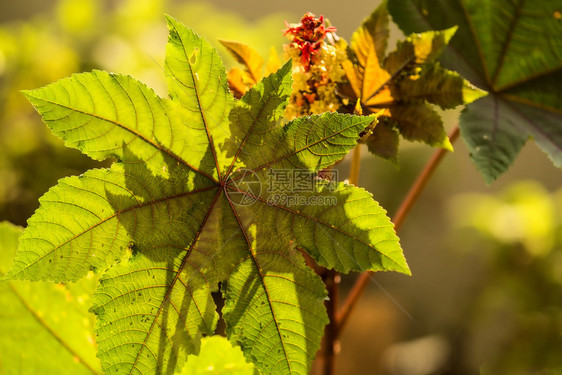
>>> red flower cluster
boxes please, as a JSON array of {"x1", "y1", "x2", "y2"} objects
[{"x1": 284, "y1": 13, "x2": 337, "y2": 70}]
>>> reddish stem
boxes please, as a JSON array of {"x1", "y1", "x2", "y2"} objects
[
  {"x1": 322, "y1": 269, "x2": 340, "y2": 375},
  {"x1": 318, "y1": 145, "x2": 361, "y2": 374},
  {"x1": 335, "y1": 126, "x2": 460, "y2": 336}
]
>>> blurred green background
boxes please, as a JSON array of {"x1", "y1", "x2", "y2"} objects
[{"x1": 0, "y1": 0, "x2": 560, "y2": 374}]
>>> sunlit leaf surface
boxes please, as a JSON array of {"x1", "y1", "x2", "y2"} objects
[
  {"x1": 0, "y1": 222, "x2": 100, "y2": 374},
  {"x1": 4, "y1": 16, "x2": 408, "y2": 375},
  {"x1": 182, "y1": 335, "x2": 256, "y2": 375}
]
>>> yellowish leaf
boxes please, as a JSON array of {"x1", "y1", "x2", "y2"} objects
[
  {"x1": 266, "y1": 46, "x2": 281, "y2": 75},
  {"x1": 342, "y1": 59, "x2": 362, "y2": 99},
  {"x1": 350, "y1": 6, "x2": 394, "y2": 108},
  {"x1": 219, "y1": 39, "x2": 264, "y2": 83},
  {"x1": 227, "y1": 67, "x2": 252, "y2": 98},
  {"x1": 411, "y1": 27, "x2": 457, "y2": 64},
  {"x1": 353, "y1": 0, "x2": 389, "y2": 63}
]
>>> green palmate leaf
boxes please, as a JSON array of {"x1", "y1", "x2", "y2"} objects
[
  {"x1": 5, "y1": 16, "x2": 408, "y2": 375},
  {"x1": 389, "y1": 0, "x2": 562, "y2": 183},
  {"x1": 0, "y1": 222, "x2": 100, "y2": 374},
  {"x1": 232, "y1": 177, "x2": 409, "y2": 274},
  {"x1": 222, "y1": 225, "x2": 328, "y2": 375},
  {"x1": 165, "y1": 15, "x2": 234, "y2": 181},
  {"x1": 345, "y1": 1, "x2": 484, "y2": 161},
  {"x1": 22, "y1": 70, "x2": 203, "y2": 177}
]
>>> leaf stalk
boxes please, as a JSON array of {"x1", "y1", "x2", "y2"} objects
[{"x1": 335, "y1": 126, "x2": 460, "y2": 336}]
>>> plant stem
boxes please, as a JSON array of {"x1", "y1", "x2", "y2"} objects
[
  {"x1": 391, "y1": 126, "x2": 460, "y2": 231},
  {"x1": 348, "y1": 144, "x2": 362, "y2": 186},
  {"x1": 335, "y1": 126, "x2": 460, "y2": 337},
  {"x1": 320, "y1": 144, "x2": 362, "y2": 375},
  {"x1": 322, "y1": 269, "x2": 340, "y2": 375}
]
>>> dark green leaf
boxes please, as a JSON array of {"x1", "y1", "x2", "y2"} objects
[
  {"x1": 389, "y1": 0, "x2": 562, "y2": 182},
  {"x1": 396, "y1": 63, "x2": 484, "y2": 109},
  {"x1": 365, "y1": 121, "x2": 400, "y2": 162},
  {"x1": 390, "y1": 104, "x2": 452, "y2": 150}
]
